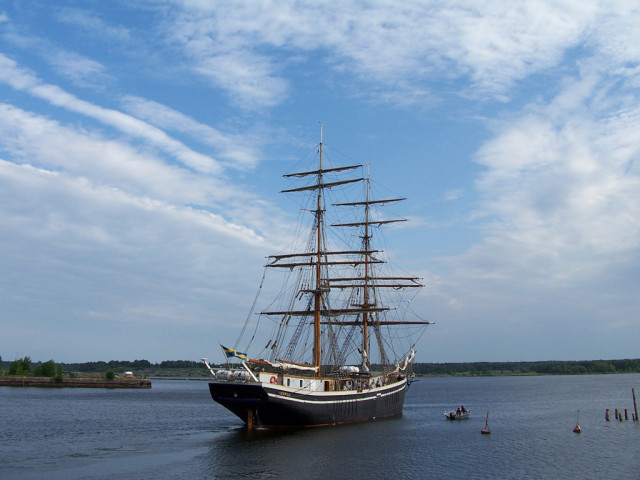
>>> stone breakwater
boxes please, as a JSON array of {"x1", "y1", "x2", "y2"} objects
[{"x1": 0, "y1": 377, "x2": 151, "y2": 388}]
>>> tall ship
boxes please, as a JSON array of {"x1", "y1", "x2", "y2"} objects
[{"x1": 202, "y1": 131, "x2": 430, "y2": 428}]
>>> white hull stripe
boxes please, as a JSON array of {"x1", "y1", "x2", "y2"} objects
[{"x1": 264, "y1": 383, "x2": 405, "y2": 406}]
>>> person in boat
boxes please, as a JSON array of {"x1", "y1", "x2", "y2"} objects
[{"x1": 461, "y1": 405, "x2": 466, "y2": 413}]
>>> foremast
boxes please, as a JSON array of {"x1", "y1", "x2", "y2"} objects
[
  {"x1": 313, "y1": 133, "x2": 324, "y2": 374},
  {"x1": 278, "y1": 133, "x2": 363, "y2": 376}
]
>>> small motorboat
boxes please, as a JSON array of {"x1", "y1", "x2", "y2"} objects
[{"x1": 445, "y1": 406, "x2": 470, "y2": 420}]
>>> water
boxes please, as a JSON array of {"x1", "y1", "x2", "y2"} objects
[{"x1": 1, "y1": 375, "x2": 639, "y2": 479}]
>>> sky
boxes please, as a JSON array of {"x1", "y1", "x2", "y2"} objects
[{"x1": 1, "y1": 0, "x2": 639, "y2": 364}]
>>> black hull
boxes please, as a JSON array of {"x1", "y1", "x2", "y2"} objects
[{"x1": 208, "y1": 379, "x2": 407, "y2": 428}]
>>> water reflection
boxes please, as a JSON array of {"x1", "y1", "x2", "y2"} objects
[{"x1": 202, "y1": 418, "x2": 415, "y2": 479}]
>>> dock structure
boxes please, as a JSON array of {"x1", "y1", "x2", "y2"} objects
[{"x1": 0, "y1": 377, "x2": 151, "y2": 389}]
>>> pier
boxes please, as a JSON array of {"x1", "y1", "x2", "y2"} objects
[{"x1": 0, "y1": 377, "x2": 151, "y2": 389}]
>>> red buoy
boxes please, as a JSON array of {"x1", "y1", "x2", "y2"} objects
[{"x1": 481, "y1": 410, "x2": 491, "y2": 435}]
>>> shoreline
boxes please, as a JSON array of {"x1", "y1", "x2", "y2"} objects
[{"x1": 0, "y1": 376, "x2": 151, "y2": 389}]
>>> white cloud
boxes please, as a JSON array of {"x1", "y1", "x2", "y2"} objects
[
  {"x1": 0, "y1": 158, "x2": 270, "y2": 361},
  {"x1": 165, "y1": 0, "x2": 637, "y2": 108},
  {"x1": 49, "y1": 50, "x2": 113, "y2": 88},
  {"x1": 55, "y1": 7, "x2": 131, "y2": 43},
  {"x1": 0, "y1": 102, "x2": 286, "y2": 242},
  {"x1": 7, "y1": 1, "x2": 640, "y2": 112},
  {"x1": 475, "y1": 73, "x2": 640, "y2": 257},
  {"x1": 0, "y1": 53, "x2": 39, "y2": 89},
  {"x1": 0, "y1": 53, "x2": 221, "y2": 174},
  {"x1": 120, "y1": 96, "x2": 262, "y2": 169},
  {"x1": 443, "y1": 188, "x2": 465, "y2": 202},
  {"x1": 418, "y1": 60, "x2": 640, "y2": 359},
  {"x1": 192, "y1": 50, "x2": 289, "y2": 109}
]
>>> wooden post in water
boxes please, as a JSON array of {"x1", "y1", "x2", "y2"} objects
[
  {"x1": 247, "y1": 409, "x2": 254, "y2": 429},
  {"x1": 605, "y1": 408, "x2": 610, "y2": 421},
  {"x1": 633, "y1": 388, "x2": 638, "y2": 422}
]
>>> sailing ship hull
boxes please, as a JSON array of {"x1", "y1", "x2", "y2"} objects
[{"x1": 208, "y1": 378, "x2": 407, "y2": 428}]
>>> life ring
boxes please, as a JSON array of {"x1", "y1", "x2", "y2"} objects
[{"x1": 270, "y1": 376, "x2": 278, "y2": 384}]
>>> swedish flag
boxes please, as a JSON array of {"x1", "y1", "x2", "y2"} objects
[{"x1": 221, "y1": 344, "x2": 247, "y2": 360}]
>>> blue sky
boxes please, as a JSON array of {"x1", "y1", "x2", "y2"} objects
[{"x1": 1, "y1": 1, "x2": 639, "y2": 364}]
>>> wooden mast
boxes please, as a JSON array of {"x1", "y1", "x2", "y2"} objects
[
  {"x1": 362, "y1": 165, "x2": 371, "y2": 370},
  {"x1": 331, "y1": 165, "x2": 429, "y2": 370},
  {"x1": 313, "y1": 126, "x2": 324, "y2": 375}
]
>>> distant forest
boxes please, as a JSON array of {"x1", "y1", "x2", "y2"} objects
[
  {"x1": 411, "y1": 359, "x2": 640, "y2": 376},
  {"x1": 3, "y1": 358, "x2": 640, "y2": 377}
]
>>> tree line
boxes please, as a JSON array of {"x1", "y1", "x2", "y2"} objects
[
  {"x1": 411, "y1": 359, "x2": 640, "y2": 376},
  {"x1": 3, "y1": 357, "x2": 64, "y2": 379},
  {"x1": 0, "y1": 358, "x2": 203, "y2": 377},
  {"x1": 3, "y1": 357, "x2": 640, "y2": 377}
]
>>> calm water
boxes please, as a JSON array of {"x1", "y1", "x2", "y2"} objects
[{"x1": 1, "y1": 374, "x2": 639, "y2": 479}]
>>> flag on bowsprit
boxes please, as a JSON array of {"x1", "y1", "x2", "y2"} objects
[{"x1": 220, "y1": 344, "x2": 247, "y2": 360}]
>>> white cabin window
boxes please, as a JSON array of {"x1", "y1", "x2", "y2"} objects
[
  {"x1": 287, "y1": 378, "x2": 290, "y2": 386},
  {"x1": 300, "y1": 380, "x2": 303, "y2": 387}
]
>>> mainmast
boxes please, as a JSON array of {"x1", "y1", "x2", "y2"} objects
[
  {"x1": 362, "y1": 166, "x2": 371, "y2": 370},
  {"x1": 275, "y1": 127, "x2": 363, "y2": 375},
  {"x1": 313, "y1": 129, "x2": 323, "y2": 374}
]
